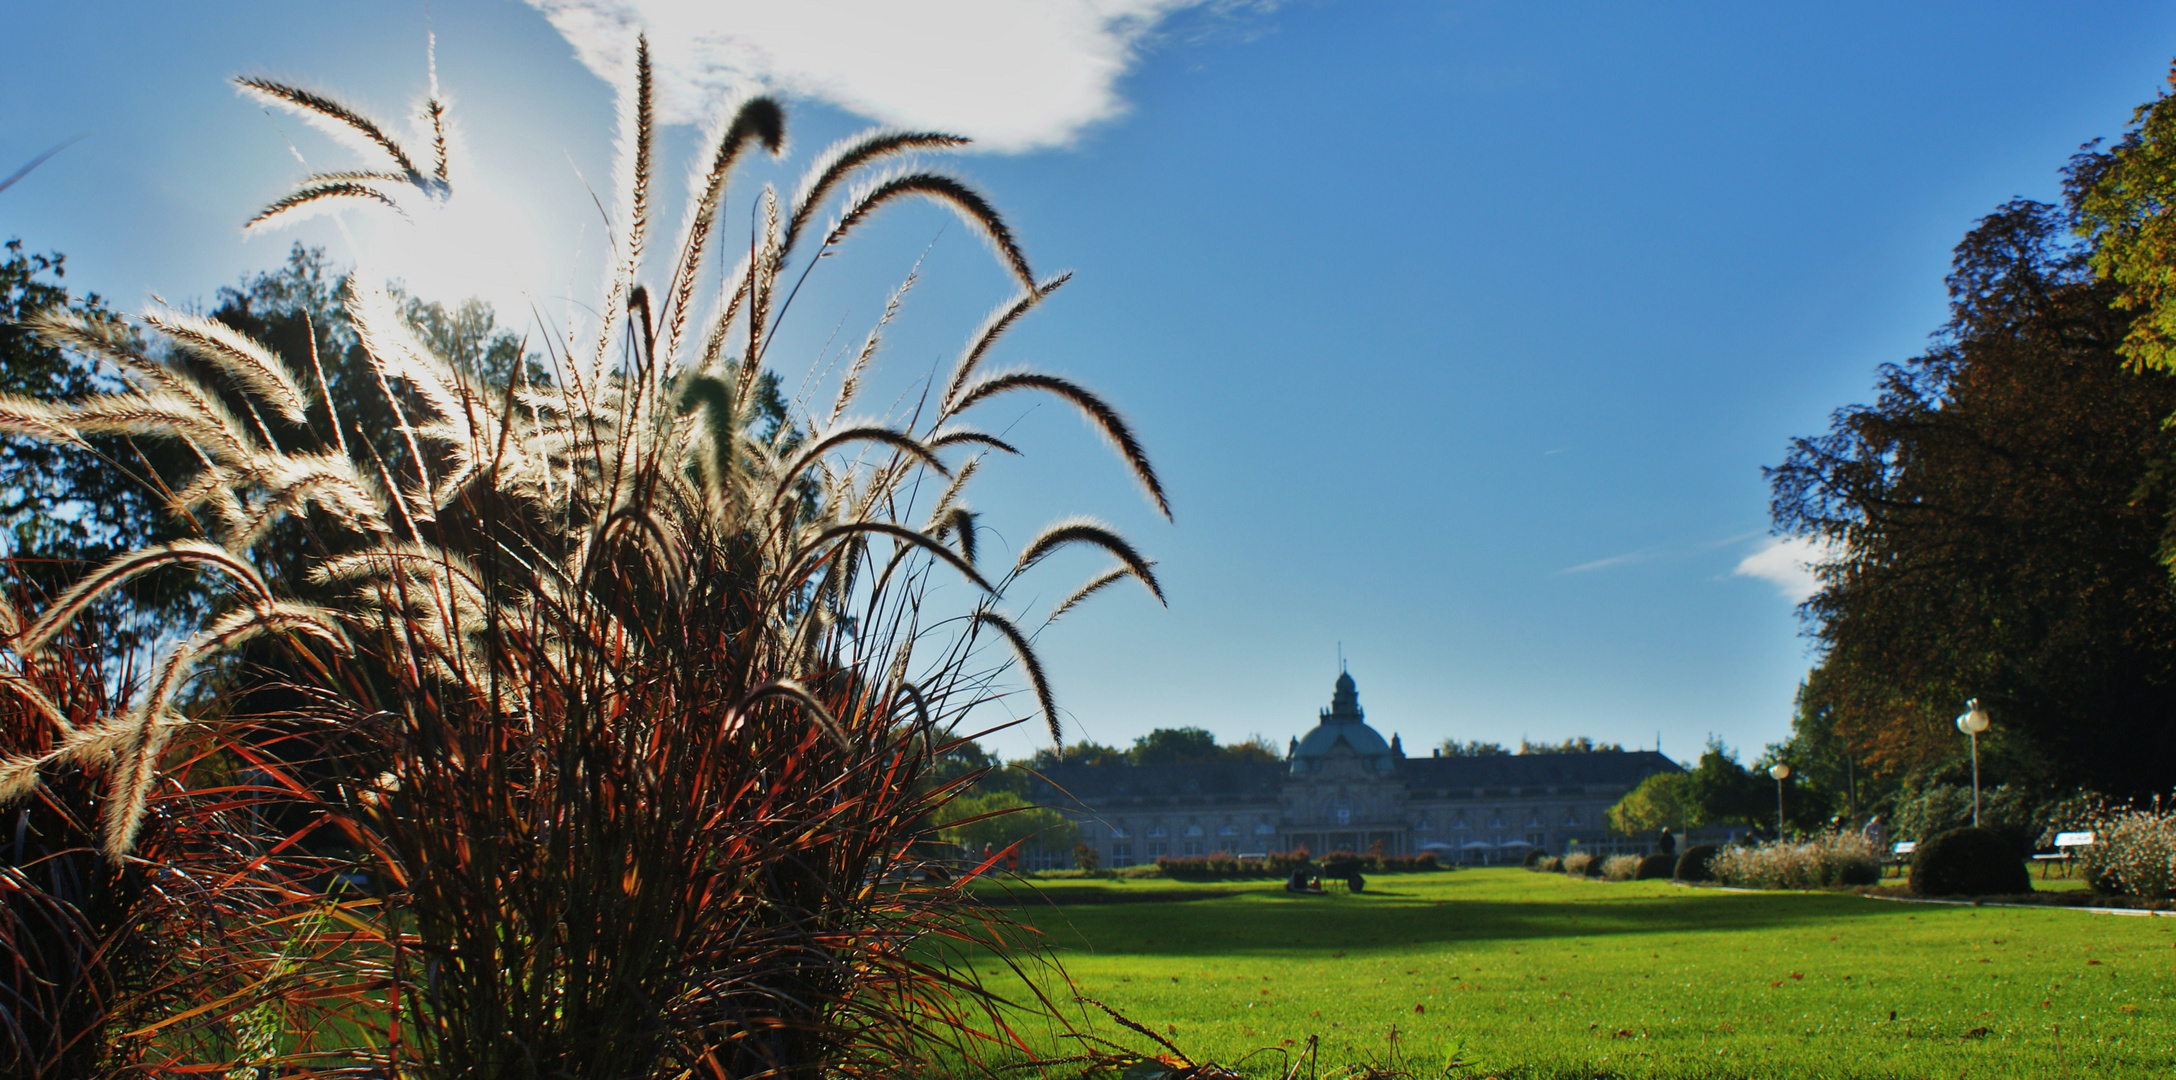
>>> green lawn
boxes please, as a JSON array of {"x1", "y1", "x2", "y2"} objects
[{"x1": 966, "y1": 868, "x2": 2175, "y2": 1079}]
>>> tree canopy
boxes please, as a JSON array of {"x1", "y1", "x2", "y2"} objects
[{"x1": 1769, "y1": 169, "x2": 2176, "y2": 799}]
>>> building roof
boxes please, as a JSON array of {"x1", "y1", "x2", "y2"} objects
[
  {"x1": 1398, "y1": 750, "x2": 1681, "y2": 790},
  {"x1": 1291, "y1": 671, "x2": 1396, "y2": 772},
  {"x1": 1025, "y1": 761, "x2": 1285, "y2": 812}
]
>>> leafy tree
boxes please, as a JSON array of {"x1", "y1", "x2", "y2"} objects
[
  {"x1": 0, "y1": 241, "x2": 197, "y2": 644},
  {"x1": 1686, "y1": 740, "x2": 1764, "y2": 829},
  {"x1": 1126, "y1": 726, "x2": 1221, "y2": 765},
  {"x1": 1220, "y1": 735, "x2": 1284, "y2": 763},
  {"x1": 1026, "y1": 740, "x2": 1127, "y2": 770},
  {"x1": 1769, "y1": 192, "x2": 2176, "y2": 798},
  {"x1": 1439, "y1": 739, "x2": 1509, "y2": 756},
  {"x1": 2075, "y1": 63, "x2": 2176, "y2": 372},
  {"x1": 932, "y1": 790, "x2": 1080, "y2": 858},
  {"x1": 1607, "y1": 771, "x2": 1699, "y2": 835}
]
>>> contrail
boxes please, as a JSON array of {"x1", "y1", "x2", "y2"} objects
[{"x1": 0, "y1": 134, "x2": 89, "y2": 196}]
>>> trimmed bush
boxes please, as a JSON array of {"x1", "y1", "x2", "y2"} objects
[
  {"x1": 1539, "y1": 856, "x2": 1564, "y2": 872},
  {"x1": 1909, "y1": 826, "x2": 2031, "y2": 897},
  {"x1": 1522, "y1": 848, "x2": 1547, "y2": 868},
  {"x1": 1602, "y1": 855, "x2": 1641, "y2": 881},
  {"x1": 1634, "y1": 854, "x2": 1675, "y2": 880},
  {"x1": 1561, "y1": 851, "x2": 1595, "y2": 876},
  {"x1": 1675, "y1": 844, "x2": 1720, "y2": 882}
]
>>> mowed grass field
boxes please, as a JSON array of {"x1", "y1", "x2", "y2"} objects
[{"x1": 966, "y1": 868, "x2": 2174, "y2": 1079}]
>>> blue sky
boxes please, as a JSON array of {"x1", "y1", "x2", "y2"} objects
[{"x1": 5, "y1": 2, "x2": 2175, "y2": 763}]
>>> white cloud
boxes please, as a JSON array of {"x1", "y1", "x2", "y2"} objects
[
  {"x1": 523, "y1": 0, "x2": 1223, "y2": 152},
  {"x1": 1733, "y1": 536, "x2": 1837, "y2": 604}
]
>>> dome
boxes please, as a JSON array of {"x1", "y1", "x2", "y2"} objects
[{"x1": 1290, "y1": 670, "x2": 1395, "y2": 772}]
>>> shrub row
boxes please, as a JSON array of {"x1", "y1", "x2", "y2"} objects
[
  {"x1": 1517, "y1": 836, "x2": 1878, "y2": 891},
  {"x1": 1522, "y1": 849, "x2": 1669, "y2": 879}
]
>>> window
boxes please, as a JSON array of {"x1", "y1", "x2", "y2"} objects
[
  {"x1": 1147, "y1": 825, "x2": 1169, "y2": 838},
  {"x1": 1147, "y1": 841, "x2": 1167, "y2": 857},
  {"x1": 1335, "y1": 807, "x2": 1352, "y2": 825},
  {"x1": 1454, "y1": 816, "x2": 1469, "y2": 831},
  {"x1": 1183, "y1": 841, "x2": 1203, "y2": 856},
  {"x1": 1182, "y1": 824, "x2": 1205, "y2": 838},
  {"x1": 1219, "y1": 840, "x2": 1237, "y2": 853},
  {"x1": 1217, "y1": 824, "x2": 1239, "y2": 837},
  {"x1": 1112, "y1": 843, "x2": 1132, "y2": 863},
  {"x1": 1110, "y1": 825, "x2": 1131, "y2": 839},
  {"x1": 1254, "y1": 822, "x2": 1277, "y2": 836},
  {"x1": 1487, "y1": 813, "x2": 1506, "y2": 829},
  {"x1": 1564, "y1": 808, "x2": 1582, "y2": 827},
  {"x1": 1415, "y1": 818, "x2": 1432, "y2": 832},
  {"x1": 1526, "y1": 811, "x2": 1544, "y2": 828}
]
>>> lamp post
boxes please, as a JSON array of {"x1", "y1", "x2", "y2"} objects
[
  {"x1": 1769, "y1": 763, "x2": 1790, "y2": 839},
  {"x1": 1955, "y1": 698, "x2": 1991, "y2": 827}
]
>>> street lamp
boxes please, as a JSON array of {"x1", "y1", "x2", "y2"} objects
[
  {"x1": 1955, "y1": 698, "x2": 1991, "y2": 827},
  {"x1": 1769, "y1": 763, "x2": 1790, "y2": 839}
]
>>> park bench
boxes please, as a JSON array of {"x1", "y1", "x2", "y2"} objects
[
  {"x1": 2032, "y1": 830, "x2": 2095, "y2": 878},
  {"x1": 1885, "y1": 841, "x2": 1915, "y2": 876}
]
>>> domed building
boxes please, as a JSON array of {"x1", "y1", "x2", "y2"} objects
[{"x1": 1027, "y1": 669, "x2": 1683, "y2": 866}]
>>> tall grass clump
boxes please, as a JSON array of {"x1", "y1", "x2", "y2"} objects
[
  {"x1": 1600, "y1": 854, "x2": 1640, "y2": 881},
  {"x1": 0, "y1": 38, "x2": 1166, "y2": 1078},
  {"x1": 1708, "y1": 832, "x2": 1881, "y2": 890},
  {"x1": 0, "y1": 593, "x2": 377, "y2": 1077}
]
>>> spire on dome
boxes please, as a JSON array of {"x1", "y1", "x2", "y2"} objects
[{"x1": 1322, "y1": 670, "x2": 1363, "y2": 722}]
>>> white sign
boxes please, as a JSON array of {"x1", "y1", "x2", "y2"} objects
[
  {"x1": 2054, "y1": 831, "x2": 2096, "y2": 848},
  {"x1": 1892, "y1": 841, "x2": 1916, "y2": 854}
]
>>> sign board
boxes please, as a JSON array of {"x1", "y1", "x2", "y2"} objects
[
  {"x1": 1892, "y1": 841, "x2": 1916, "y2": 854},
  {"x1": 2054, "y1": 831, "x2": 2095, "y2": 848}
]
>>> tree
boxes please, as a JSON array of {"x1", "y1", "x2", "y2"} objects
[
  {"x1": 0, "y1": 241, "x2": 196, "y2": 644},
  {"x1": 1027, "y1": 740, "x2": 1127, "y2": 770},
  {"x1": 932, "y1": 790, "x2": 1080, "y2": 859},
  {"x1": 1686, "y1": 740, "x2": 1764, "y2": 829},
  {"x1": 1768, "y1": 192, "x2": 2176, "y2": 798},
  {"x1": 1126, "y1": 726, "x2": 1221, "y2": 765},
  {"x1": 1439, "y1": 739, "x2": 1509, "y2": 756},
  {"x1": 1607, "y1": 771, "x2": 1698, "y2": 835},
  {"x1": 2075, "y1": 62, "x2": 2176, "y2": 373}
]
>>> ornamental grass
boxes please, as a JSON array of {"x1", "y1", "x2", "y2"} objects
[
  {"x1": 1707, "y1": 832, "x2": 1881, "y2": 890},
  {"x1": 2073, "y1": 806, "x2": 2176, "y2": 899},
  {"x1": 0, "y1": 38, "x2": 1163, "y2": 1078}
]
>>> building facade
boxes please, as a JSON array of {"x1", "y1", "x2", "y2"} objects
[{"x1": 1028, "y1": 671, "x2": 1682, "y2": 866}]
